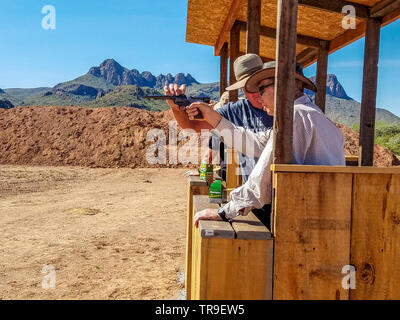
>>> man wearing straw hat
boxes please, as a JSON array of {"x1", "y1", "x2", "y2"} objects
[{"x1": 187, "y1": 61, "x2": 345, "y2": 226}]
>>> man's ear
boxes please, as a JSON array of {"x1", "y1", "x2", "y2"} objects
[{"x1": 257, "y1": 96, "x2": 263, "y2": 106}]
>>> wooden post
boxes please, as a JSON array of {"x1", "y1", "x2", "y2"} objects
[
  {"x1": 315, "y1": 41, "x2": 329, "y2": 113},
  {"x1": 225, "y1": 149, "x2": 241, "y2": 198},
  {"x1": 273, "y1": 0, "x2": 299, "y2": 164},
  {"x1": 229, "y1": 21, "x2": 241, "y2": 102},
  {"x1": 359, "y1": 18, "x2": 381, "y2": 166},
  {"x1": 219, "y1": 43, "x2": 228, "y2": 97},
  {"x1": 246, "y1": 0, "x2": 261, "y2": 54}
]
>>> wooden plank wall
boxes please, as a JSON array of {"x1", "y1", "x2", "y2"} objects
[
  {"x1": 273, "y1": 172, "x2": 352, "y2": 300},
  {"x1": 351, "y1": 173, "x2": 400, "y2": 299},
  {"x1": 191, "y1": 195, "x2": 273, "y2": 300},
  {"x1": 273, "y1": 171, "x2": 400, "y2": 300}
]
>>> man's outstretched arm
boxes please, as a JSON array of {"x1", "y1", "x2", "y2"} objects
[
  {"x1": 164, "y1": 84, "x2": 213, "y2": 132},
  {"x1": 187, "y1": 102, "x2": 269, "y2": 158}
]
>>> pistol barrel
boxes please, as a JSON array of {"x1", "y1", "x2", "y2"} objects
[{"x1": 143, "y1": 96, "x2": 173, "y2": 100}]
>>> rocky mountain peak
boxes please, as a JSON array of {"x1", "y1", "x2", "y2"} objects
[
  {"x1": 87, "y1": 59, "x2": 199, "y2": 89},
  {"x1": 308, "y1": 74, "x2": 351, "y2": 100},
  {"x1": 88, "y1": 59, "x2": 127, "y2": 86},
  {"x1": 326, "y1": 74, "x2": 351, "y2": 100}
]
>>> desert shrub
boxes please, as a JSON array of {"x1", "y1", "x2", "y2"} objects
[
  {"x1": 375, "y1": 122, "x2": 400, "y2": 156},
  {"x1": 351, "y1": 121, "x2": 400, "y2": 156}
]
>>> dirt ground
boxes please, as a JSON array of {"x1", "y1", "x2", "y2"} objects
[{"x1": 0, "y1": 165, "x2": 188, "y2": 300}]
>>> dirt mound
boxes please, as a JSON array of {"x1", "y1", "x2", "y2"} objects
[
  {"x1": 337, "y1": 123, "x2": 400, "y2": 167},
  {"x1": 0, "y1": 106, "x2": 186, "y2": 168},
  {"x1": 0, "y1": 106, "x2": 399, "y2": 168}
]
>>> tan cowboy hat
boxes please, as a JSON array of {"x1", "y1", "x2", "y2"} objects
[
  {"x1": 225, "y1": 54, "x2": 263, "y2": 91},
  {"x1": 213, "y1": 91, "x2": 229, "y2": 109},
  {"x1": 245, "y1": 61, "x2": 317, "y2": 93}
]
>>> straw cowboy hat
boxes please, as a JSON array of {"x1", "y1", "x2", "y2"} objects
[
  {"x1": 213, "y1": 91, "x2": 230, "y2": 109},
  {"x1": 225, "y1": 54, "x2": 264, "y2": 91},
  {"x1": 245, "y1": 61, "x2": 317, "y2": 93}
]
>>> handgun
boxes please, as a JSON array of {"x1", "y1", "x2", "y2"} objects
[{"x1": 144, "y1": 94, "x2": 211, "y2": 120}]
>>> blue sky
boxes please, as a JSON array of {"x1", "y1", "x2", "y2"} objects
[{"x1": 0, "y1": 0, "x2": 399, "y2": 116}]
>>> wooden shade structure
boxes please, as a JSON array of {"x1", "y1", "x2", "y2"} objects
[
  {"x1": 184, "y1": 0, "x2": 400, "y2": 300},
  {"x1": 187, "y1": 0, "x2": 400, "y2": 65},
  {"x1": 186, "y1": 0, "x2": 400, "y2": 165}
]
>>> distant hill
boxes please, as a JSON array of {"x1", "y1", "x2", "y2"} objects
[
  {"x1": 0, "y1": 88, "x2": 21, "y2": 106},
  {"x1": 186, "y1": 82, "x2": 220, "y2": 101},
  {"x1": 6, "y1": 59, "x2": 200, "y2": 107},
  {"x1": 3, "y1": 87, "x2": 51, "y2": 104},
  {"x1": 323, "y1": 95, "x2": 400, "y2": 127},
  {"x1": 2, "y1": 58, "x2": 399, "y2": 127},
  {"x1": 84, "y1": 85, "x2": 168, "y2": 111}
]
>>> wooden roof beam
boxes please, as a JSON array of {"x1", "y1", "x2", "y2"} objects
[
  {"x1": 239, "y1": 21, "x2": 324, "y2": 48},
  {"x1": 299, "y1": 0, "x2": 369, "y2": 19},
  {"x1": 296, "y1": 47, "x2": 318, "y2": 65},
  {"x1": 214, "y1": 0, "x2": 242, "y2": 56},
  {"x1": 370, "y1": 0, "x2": 400, "y2": 18}
]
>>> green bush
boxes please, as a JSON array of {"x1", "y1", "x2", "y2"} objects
[
  {"x1": 351, "y1": 123, "x2": 360, "y2": 132},
  {"x1": 351, "y1": 121, "x2": 400, "y2": 156},
  {"x1": 375, "y1": 122, "x2": 400, "y2": 156},
  {"x1": 385, "y1": 134, "x2": 400, "y2": 155}
]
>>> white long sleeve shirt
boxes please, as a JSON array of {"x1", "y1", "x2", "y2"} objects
[{"x1": 212, "y1": 94, "x2": 346, "y2": 219}]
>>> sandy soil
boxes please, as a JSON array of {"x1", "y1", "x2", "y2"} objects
[{"x1": 0, "y1": 165, "x2": 188, "y2": 300}]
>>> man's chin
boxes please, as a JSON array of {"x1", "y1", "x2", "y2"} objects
[{"x1": 263, "y1": 106, "x2": 273, "y2": 116}]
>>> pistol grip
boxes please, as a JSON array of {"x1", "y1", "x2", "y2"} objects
[{"x1": 193, "y1": 109, "x2": 204, "y2": 121}]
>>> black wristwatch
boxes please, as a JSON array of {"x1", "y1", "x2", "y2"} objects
[{"x1": 217, "y1": 207, "x2": 229, "y2": 222}]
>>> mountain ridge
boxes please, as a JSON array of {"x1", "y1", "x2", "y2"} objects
[
  {"x1": 87, "y1": 59, "x2": 199, "y2": 89},
  {"x1": 1, "y1": 58, "x2": 399, "y2": 127}
]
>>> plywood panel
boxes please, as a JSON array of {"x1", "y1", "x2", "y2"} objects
[
  {"x1": 350, "y1": 174, "x2": 400, "y2": 299},
  {"x1": 187, "y1": 0, "x2": 397, "y2": 62},
  {"x1": 236, "y1": 0, "x2": 364, "y2": 41},
  {"x1": 239, "y1": 31, "x2": 307, "y2": 60},
  {"x1": 199, "y1": 238, "x2": 273, "y2": 299},
  {"x1": 273, "y1": 172, "x2": 352, "y2": 299},
  {"x1": 186, "y1": 0, "x2": 233, "y2": 46}
]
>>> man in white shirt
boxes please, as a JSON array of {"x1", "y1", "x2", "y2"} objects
[{"x1": 186, "y1": 62, "x2": 345, "y2": 226}]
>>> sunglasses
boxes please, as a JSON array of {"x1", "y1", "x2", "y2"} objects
[{"x1": 258, "y1": 82, "x2": 275, "y2": 95}]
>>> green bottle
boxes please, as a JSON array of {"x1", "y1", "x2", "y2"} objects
[
  {"x1": 199, "y1": 161, "x2": 207, "y2": 181},
  {"x1": 209, "y1": 179, "x2": 222, "y2": 204}
]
